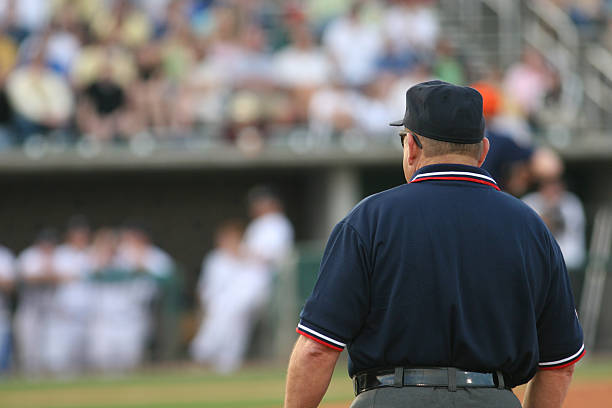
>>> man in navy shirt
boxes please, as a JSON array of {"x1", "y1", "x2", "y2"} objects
[{"x1": 284, "y1": 81, "x2": 584, "y2": 408}]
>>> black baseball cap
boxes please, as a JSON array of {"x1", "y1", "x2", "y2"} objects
[{"x1": 390, "y1": 80, "x2": 485, "y2": 144}]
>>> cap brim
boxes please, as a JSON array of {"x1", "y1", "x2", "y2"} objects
[{"x1": 389, "y1": 119, "x2": 404, "y2": 126}]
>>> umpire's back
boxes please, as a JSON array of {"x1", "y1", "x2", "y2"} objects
[
  {"x1": 287, "y1": 80, "x2": 584, "y2": 408},
  {"x1": 326, "y1": 163, "x2": 583, "y2": 387}
]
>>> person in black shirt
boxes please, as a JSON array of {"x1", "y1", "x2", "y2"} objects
[
  {"x1": 76, "y1": 62, "x2": 126, "y2": 141},
  {"x1": 284, "y1": 81, "x2": 583, "y2": 408}
]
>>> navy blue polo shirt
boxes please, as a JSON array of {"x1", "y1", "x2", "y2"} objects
[{"x1": 297, "y1": 163, "x2": 584, "y2": 388}]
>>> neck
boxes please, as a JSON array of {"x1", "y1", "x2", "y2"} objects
[{"x1": 418, "y1": 154, "x2": 480, "y2": 168}]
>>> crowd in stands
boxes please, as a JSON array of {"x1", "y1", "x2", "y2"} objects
[
  {"x1": 0, "y1": 217, "x2": 175, "y2": 375},
  {"x1": 0, "y1": 0, "x2": 562, "y2": 152},
  {"x1": 552, "y1": 0, "x2": 612, "y2": 42}
]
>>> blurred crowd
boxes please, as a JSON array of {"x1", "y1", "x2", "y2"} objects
[
  {"x1": 0, "y1": 187, "x2": 294, "y2": 376},
  {"x1": 0, "y1": 217, "x2": 175, "y2": 375},
  {"x1": 0, "y1": 0, "x2": 562, "y2": 152},
  {"x1": 551, "y1": 0, "x2": 612, "y2": 45},
  {"x1": 477, "y1": 79, "x2": 587, "y2": 305}
]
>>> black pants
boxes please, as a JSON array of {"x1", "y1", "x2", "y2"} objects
[{"x1": 350, "y1": 387, "x2": 522, "y2": 407}]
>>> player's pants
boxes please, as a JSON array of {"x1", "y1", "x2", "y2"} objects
[
  {"x1": 14, "y1": 305, "x2": 47, "y2": 373},
  {"x1": 45, "y1": 315, "x2": 88, "y2": 374},
  {"x1": 190, "y1": 278, "x2": 269, "y2": 373},
  {"x1": 350, "y1": 387, "x2": 521, "y2": 408},
  {"x1": 0, "y1": 312, "x2": 10, "y2": 371},
  {"x1": 88, "y1": 317, "x2": 148, "y2": 372}
]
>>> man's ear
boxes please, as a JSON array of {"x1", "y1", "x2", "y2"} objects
[
  {"x1": 478, "y1": 137, "x2": 490, "y2": 167},
  {"x1": 407, "y1": 133, "x2": 421, "y2": 166}
]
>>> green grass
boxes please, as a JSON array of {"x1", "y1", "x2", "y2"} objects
[
  {"x1": 0, "y1": 357, "x2": 610, "y2": 408},
  {"x1": 0, "y1": 364, "x2": 353, "y2": 408}
]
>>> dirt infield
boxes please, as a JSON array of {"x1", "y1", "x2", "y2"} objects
[{"x1": 321, "y1": 380, "x2": 612, "y2": 408}]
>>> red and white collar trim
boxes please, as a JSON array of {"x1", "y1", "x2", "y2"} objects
[{"x1": 411, "y1": 171, "x2": 500, "y2": 191}]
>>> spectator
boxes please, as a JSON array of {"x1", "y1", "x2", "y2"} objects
[
  {"x1": 0, "y1": 243, "x2": 15, "y2": 372},
  {"x1": 90, "y1": 0, "x2": 153, "y2": 49},
  {"x1": 322, "y1": 1, "x2": 383, "y2": 87},
  {"x1": 0, "y1": 31, "x2": 16, "y2": 147},
  {"x1": 376, "y1": 37, "x2": 419, "y2": 76},
  {"x1": 44, "y1": 7, "x2": 83, "y2": 76},
  {"x1": 191, "y1": 220, "x2": 269, "y2": 373},
  {"x1": 6, "y1": 40, "x2": 73, "y2": 142},
  {"x1": 14, "y1": 229, "x2": 59, "y2": 374},
  {"x1": 566, "y1": 0, "x2": 606, "y2": 39},
  {"x1": 72, "y1": 42, "x2": 137, "y2": 92},
  {"x1": 382, "y1": 0, "x2": 439, "y2": 56},
  {"x1": 473, "y1": 79, "x2": 535, "y2": 197},
  {"x1": 129, "y1": 43, "x2": 165, "y2": 135},
  {"x1": 354, "y1": 74, "x2": 396, "y2": 134},
  {"x1": 503, "y1": 47, "x2": 555, "y2": 121},
  {"x1": 432, "y1": 38, "x2": 465, "y2": 85},
  {"x1": 0, "y1": 0, "x2": 51, "y2": 40},
  {"x1": 273, "y1": 23, "x2": 331, "y2": 89},
  {"x1": 156, "y1": 7, "x2": 197, "y2": 136},
  {"x1": 47, "y1": 216, "x2": 92, "y2": 374},
  {"x1": 76, "y1": 59, "x2": 128, "y2": 141},
  {"x1": 308, "y1": 77, "x2": 363, "y2": 136},
  {"x1": 273, "y1": 23, "x2": 332, "y2": 124},
  {"x1": 523, "y1": 149, "x2": 586, "y2": 298}
]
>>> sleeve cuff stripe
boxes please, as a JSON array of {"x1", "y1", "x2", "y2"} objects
[
  {"x1": 296, "y1": 323, "x2": 346, "y2": 347},
  {"x1": 296, "y1": 328, "x2": 344, "y2": 351},
  {"x1": 539, "y1": 344, "x2": 585, "y2": 368}
]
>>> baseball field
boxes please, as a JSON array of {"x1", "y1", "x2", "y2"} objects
[{"x1": 0, "y1": 357, "x2": 611, "y2": 408}]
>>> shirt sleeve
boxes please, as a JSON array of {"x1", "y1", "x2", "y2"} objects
[
  {"x1": 537, "y1": 235, "x2": 585, "y2": 370},
  {"x1": 297, "y1": 221, "x2": 370, "y2": 351}
]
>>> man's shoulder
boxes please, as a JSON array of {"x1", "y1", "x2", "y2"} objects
[{"x1": 348, "y1": 184, "x2": 409, "y2": 215}]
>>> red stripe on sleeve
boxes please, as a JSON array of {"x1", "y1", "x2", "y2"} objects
[
  {"x1": 539, "y1": 349, "x2": 586, "y2": 370},
  {"x1": 296, "y1": 328, "x2": 343, "y2": 351}
]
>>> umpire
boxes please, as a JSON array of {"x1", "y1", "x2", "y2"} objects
[{"x1": 284, "y1": 81, "x2": 584, "y2": 408}]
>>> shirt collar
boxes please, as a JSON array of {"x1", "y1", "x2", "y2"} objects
[{"x1": 410, "y1": 163, "x2": 500, "y2": 191}]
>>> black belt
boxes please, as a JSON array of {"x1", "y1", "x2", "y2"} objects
[{"x1": 353, "y1": 367, "x2": 507, "y2": 396}]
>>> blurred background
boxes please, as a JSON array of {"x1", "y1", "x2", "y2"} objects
[{"x1": 0, "y1": 0, "x2": 612, "y2": 406}]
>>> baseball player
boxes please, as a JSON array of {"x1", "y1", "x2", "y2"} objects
[
  {"x1": 284, "y1": 81, "x2": 584, "y2": 408},
  {"x1": 87, "y1": 228, "x2": 156, "y2": 372},
  {"x1": 0, "y1": 244, "x2": 15, "y2": 372},
  {"x1": 244, "y1": 186, "x2": 294, "y2": 270},
  {"x1": 190, "y1": 220, "x2": 270, "y2": 373},
  {"x1": 46, "y1": 217, "x2": 93, "y2": 374},
  {"x1": 15, "y1": 229, "x2": 59, "y2": 374}
]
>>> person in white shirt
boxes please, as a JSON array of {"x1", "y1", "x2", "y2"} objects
[
  {"x1": 322, "y1": 2, "x2": 383, "y2": 87},
  {"x1": 382, "y1": 0, "x2": 440, "y2": 55},
  {"x1": 244, "y1": 187, "x2": 294, "y2": 270},
  {"x1": 115, "y1": 223, "x2": 173, "y2": 279},
  {"x1": 15, "y1": 229, "x2": 58, "y2": 374},
  {"x1": 0, "y1": 244, "x2": 15, "y2": 372},
  {"x1": 88, "y1": 228, "x2": 156, "y2": 372},
  {"x1": 522, "y1": 149, "x2": 586, "y2": 271},
  {"x1": 191, "y1": 220, "x2": 270, "y2": 373},
  {"x1": 46, "y1": 217, "x2": 92, "y2": 374},
  {"x1": 273, "y1": 24, "x2": 332, "y2": 89},
  {"x1": 522, "y1": 149, "x2": 586, "y2": 306},
  {"x1": 113, "y1": 222, "x2": 173, "y2": 366}
]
